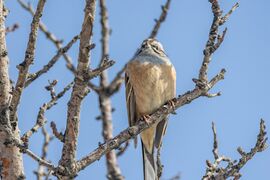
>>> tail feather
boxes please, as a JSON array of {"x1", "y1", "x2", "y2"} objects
[{"x1": 142, "y1": 140, "x2": 157, "y2": 180}]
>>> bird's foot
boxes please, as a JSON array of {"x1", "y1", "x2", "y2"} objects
[
  {"x1": 141, "y1": 115, "x2": 151, "y2": 126},
  {"x1": 168, "y1": 98, "x2": 177, "y2": 115}
]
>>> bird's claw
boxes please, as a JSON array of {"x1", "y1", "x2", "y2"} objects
[
  {"x1": 168, "y1": 98, "x2": 177, "y2": 114},
  {"x1": 141, "y1": 115, "x2": 151, "y2": 126}
]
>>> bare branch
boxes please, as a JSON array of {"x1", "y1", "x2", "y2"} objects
[
  {"x1": 50, "y1": 121, "x2": 64, "y2": 142},
  {"x1": 0, "y1": 2, "x2": 24, "y2": 178},
  {"x1": 59, "y1": 0, "x2": 96, "y2": 178},
  {"x1": 10, "y1": 0, "x2": 47, "y2": 129},
  {"x1": 17, "y1": 0, "x2": 77, "y2": 73},
  {"x1": 97, "y1": 0, "x2": 124, "y2": 179},
  {"x1": 25, "y1": 35, "x2": 80, "y2": 87},
  {"x1": 34, "y1": 126, "x2": 53, "y2": 180},
  {"x1": 75, "y1": 71, "x2": 226, "y2": 172},
  {"x1": 203, "y1": 119, "x2": 268, "y2": 180},
  {"x1": 45, "y1": 80, "x2": 58, "y2": 99},
  {"x1": 5, "y1": 23, "x2": 19, "y2": 34},
  {"x1": 212, "y1": 122, "x2": 219, "y2": 160},
  {"x1": 21, "y1": 81, "x2": 73, "y2": 143},
  {"x1": 149, "y1": 0, "x2": 171, "y2": 38},
  {"x1": 220, "y1": 3, "x2": 239, "y2": 25},
  {"x1": 198, "y1": 0, "x2": 238, "y2": 83},
  {"x1": 224, "y1": 119, "x2": 268, "y2": 178},
  {"x1": 86, "y1": 58, "x2": 115, "y2": 80},
  {"x1": 3, "y1": 127, "x2": 57, "y2": 172}
]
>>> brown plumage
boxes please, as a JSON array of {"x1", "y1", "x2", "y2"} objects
[{"x1": 125, "y1": 39, "x2": 176, "y2": 180}]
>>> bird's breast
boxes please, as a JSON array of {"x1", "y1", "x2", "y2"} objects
[{"x1": 126, "y1": 60, "x2": 176, "y2": 116}]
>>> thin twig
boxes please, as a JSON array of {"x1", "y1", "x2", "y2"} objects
[
  {"x1": 203, "y1": 119, "x2": 267, "y2": 180},
  {"x1": 5, "y1": 23, "x2": 19, "y2": 34},
  {"x1": 17, "y1": 0, "x2": 77, "y2": 73},
  {"x1": 98, "y1": 0, "x2": 124, "y2": 179},
  {"x1": 25, "y1": 35, "x2": 80, "y2": 87},
  {"x1": 50, "y1": 121, "x2": 64, "y2": 142},
  {"x1": 21, "y1": 81, "x2": 74, "y2": 143},
  {"x1": 34, "y1": 126, "x2": 53, "y2": 180},
  {"x1": 149, "y1": 0, "x2": 171, "y2": 38}
]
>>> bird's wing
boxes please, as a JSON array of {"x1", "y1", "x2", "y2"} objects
[
  {"x1": 125, "y1": 72, "x2": 137, "y2": 127},
  {"x1": 155, "y1": 65, "x2": 176, "y2": 149},
  {"x1": 125, "y1": 72, "x2": 138, "y2": 146}
]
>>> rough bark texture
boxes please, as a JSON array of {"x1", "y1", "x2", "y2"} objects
[
  {"x1": 10, "y1": 0, "x2": 47, "y2": 129},
  {"x1": 0, "y1": 1, "x2": 25, "y2": 179},
  {"x1": 59, "y1": 0, "x2": 96, "y2": 179},
  {"x1": 98, "y1": 0, "x2": 124, "y2": 179}
]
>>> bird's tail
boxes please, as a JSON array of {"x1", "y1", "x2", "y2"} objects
[{"x1": 142, "y1": 140, "x2": 157, "y2": 180}]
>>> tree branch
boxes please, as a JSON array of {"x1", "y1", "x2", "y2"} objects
[
  {"x1": 0, "y1": 2, "x2": 25, "y2": 179},
  {"x1": 34, "y1": 126, "x2": 53, "y2": 180},
  {"x1": 10, "y1": 0, "x2": 47, "y2": 129},
  {"x1": 98, "y1": 0, "x2": 124, "y2": 179},
  {"x1": 25, "y1": 35, "x2": 80, "y2": 87},
  {"x1": 202, "y1": 119, "x2": 267, "y2": 180},
  {"x1": 17, "y1": 0, "x2": 77, "y2": 73},
  {"x1": 21, "y1": 81, "x2": 73, "y2": 143},
  {"x1": 58, "y1": 0, "x2": 96, "y2": 178},
  {"x1": 5, "y1": 23, "x2": 19, "y2": 34},
  {"x1": 149, "y1": 0, "x2": 171, "y2": 39}
]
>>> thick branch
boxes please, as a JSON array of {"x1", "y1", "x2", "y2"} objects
[
  {"x1": 59, "y1": 0, "x2": 96, "y2": 178},
  {"x1": 10, "y1": 0, "x2": 47, "y2": 128},
  {"x1": 0, "y1": 2, "x2": 25, "y2": 179}
]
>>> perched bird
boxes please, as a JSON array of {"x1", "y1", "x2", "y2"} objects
[{"x1": 125, "y1": 38, "x2": 176, "y2": 180}]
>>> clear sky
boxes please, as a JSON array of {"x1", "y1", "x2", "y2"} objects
[{"x1": 5, "y1": 0, "x2": 270, "y2": 179}]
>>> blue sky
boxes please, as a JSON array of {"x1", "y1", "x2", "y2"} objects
[{"x1": 5, "y1": 0, "x2": 270, "y2": 179}]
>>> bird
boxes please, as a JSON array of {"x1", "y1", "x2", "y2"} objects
[{"x1": 125, "y1": 38, "x2": 176, "y2": 180}]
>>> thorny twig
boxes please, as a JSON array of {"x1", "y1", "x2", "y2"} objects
[{"x1": 202, "y1": 119, "x2": 267, "y2": 180}]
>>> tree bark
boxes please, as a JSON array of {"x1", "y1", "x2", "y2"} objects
[{"x1": 0, "y1": 1, "x2": 25, "y2": 179}]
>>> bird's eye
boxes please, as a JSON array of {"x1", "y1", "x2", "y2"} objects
[{"x1": 152, "y1": 44, "x2": 159, "y2": 51}]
